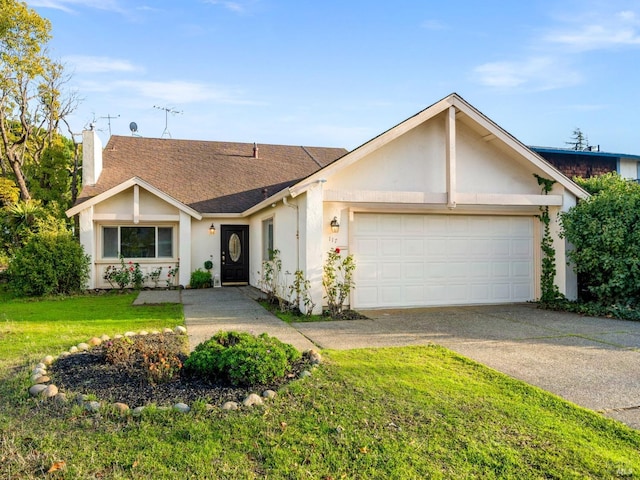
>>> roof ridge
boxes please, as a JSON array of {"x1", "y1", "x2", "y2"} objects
[{"x1": 300, "y1": 145, "x2": 324, "y2": 168}]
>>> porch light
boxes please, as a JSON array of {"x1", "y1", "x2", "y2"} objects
[
  {"x1": 330, "y1": 216, "x2": 340, "y2": 233},
  {"x1": 208, "y1": 223, "x2": 216, "y2": 235}
]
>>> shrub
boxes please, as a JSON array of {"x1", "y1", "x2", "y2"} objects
[
  {"x1": 184, "y1": 331, "x2": 301, "y2": 386},
  {"x1": 322, "y1": 247, "x2": 356, "y2": 317},
  {"x1": 104, "y1": 334, "x2": 187, "y2": 384},
  {"x1": 104, "y1": 336, "x2": 136, "y2": 365},
  {"x1": 189, "y1": 268, "x2": 212, "y2": 288},
  {"x1": 7, "y1": 231, "x2": 89, "y2": 296},
  {"x1": 561, "y1": 173, "x2": 640, "y2": 305}
]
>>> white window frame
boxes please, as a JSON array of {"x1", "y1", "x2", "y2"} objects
[
  {"x1": 100, "y1": 225, "x2": 176, "y2": 260},
  {"x1": 262, "y1": 217, "x2": 274, "y2": 261}
]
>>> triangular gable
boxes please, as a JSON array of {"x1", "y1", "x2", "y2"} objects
[
  {"x1": 65, "y1": 177, "x2": 203, "y2": 220},
  {"x1": 288, "y1": 93, "x2": 589, "y2": 200}
]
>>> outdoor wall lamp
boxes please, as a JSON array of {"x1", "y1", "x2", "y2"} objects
[
  {"x1": 330, "y1": 216, "x2": 340, "y2": 233},
  {"x1": 208, "y1": 223, "x2": 216, "y2": 235}
]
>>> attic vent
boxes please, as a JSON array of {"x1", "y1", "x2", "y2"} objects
[{"x1": 253, "y1": 142, "x2": 259, "y2": 158}]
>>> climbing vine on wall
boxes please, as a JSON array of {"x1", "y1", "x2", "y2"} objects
[{"x1": 534, "y1": 174, "x2": 562, "y2": 303}]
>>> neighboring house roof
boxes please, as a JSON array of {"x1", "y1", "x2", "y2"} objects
[
  {"x1": 288, "y1": 93, "x2": 590, "y2": 200},
  {"x1": 531, "y1": 146, "x2": 640, "y2": 179},
  {"x1": 75, "y1": 136, "x2": 347, "y2": 214}
]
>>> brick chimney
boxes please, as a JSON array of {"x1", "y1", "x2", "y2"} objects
[{"x1": 82, "y1": 127, "x2": 103, "y2": 186}]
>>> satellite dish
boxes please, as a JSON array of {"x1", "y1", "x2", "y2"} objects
[{"x1": 129, "y1": 122, "x2": 138, "y2": 133}]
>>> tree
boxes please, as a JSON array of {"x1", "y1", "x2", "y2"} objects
[
  {"x1": 560, "y1": 173, "x2": 640, "y2": 305},
  {"x1": 565, "y1": 128, "x2": 590, "y2": 151},
  {"x1": 0, "y1": 0, "x2": 78, "y2": 201}
]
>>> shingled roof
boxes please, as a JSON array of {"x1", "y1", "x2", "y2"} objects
[{"x1": 76, "y1": 136, "x2": 347, "y2": 213}]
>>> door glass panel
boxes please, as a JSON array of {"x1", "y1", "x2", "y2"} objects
[{"x1": 229, "y1": 233, "x2": 241, "y2": 262}]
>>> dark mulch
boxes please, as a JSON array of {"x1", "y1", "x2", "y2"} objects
[{"x1": 49, "y1": 335, "x2": 312, "y2": 408}]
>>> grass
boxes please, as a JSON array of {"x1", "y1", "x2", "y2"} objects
[{"x1": 2, "y1": 287, "x2": 640, "y2": 478}]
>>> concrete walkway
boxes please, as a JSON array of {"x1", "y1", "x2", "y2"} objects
[
  {"x1": 180, "y1": 288, "x2": 316, "y2": 352},
  {"x1": 134, "y1": 289, "x2": 640, "y2": 429}
]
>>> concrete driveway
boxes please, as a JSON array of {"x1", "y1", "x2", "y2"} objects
[{"x1": 293, "y1": 303, "x2": 640, "y2": 428}]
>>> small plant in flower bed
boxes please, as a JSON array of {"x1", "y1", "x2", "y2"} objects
[
  {"x1": 104, "y1": 334, "x2": 187, "y2": 384},
  {"x1": 184, "y1": 331, "x2": 301, "y2": 387},
  {"x1": 189, "y1": 268, "x2": 212, "y2": 289}
]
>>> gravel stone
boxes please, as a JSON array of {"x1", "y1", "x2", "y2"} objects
[
  {"x1": 262, "y1": 390, "x2": 277, "y2": 399},
  {"x1": 43, "y1": 384, "x2": 58, "y2": 398},
  {"x1": 113, "y1": 402, "x2": 129, "y2": 414},
  {"x1": 29, "y1": 384, "x2": 47, "y2": 396},
  {"x1": 243, "y1": 393, "x2": 263, "y2": 407},
  {"x1": 132, "y1": 406, "x2": 145, "y2": 416},
  {"x1": 32, "y1": 375, "x2": 50, "y2": 384},
  {"x1": 85, "y1": 401, "x2": 101, "y2": 412},
  {"x1": 174, "y1": 403, "x2": 190, "y2": 413}
]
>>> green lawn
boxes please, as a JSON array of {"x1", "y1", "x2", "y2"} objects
[{"x1": 1, "y1": 289, "x2": 640, "y2": 478}]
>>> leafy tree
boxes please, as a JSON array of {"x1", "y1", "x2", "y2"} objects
[
  {"x1": 0, "y1": 198, "x2": 65, "y2": 256},
  {"x1": 561, "y1": 173, "x2": 640, "y2": 305},
  {"x1": 0, "y1": 176, "x2": 18, "y2": 206},
  {"x1": 0, "y1": 0, "x2": 78, "y2": 201},
  {"x1": 565, "y1": 128, "x2": 590, "y2": 151}
]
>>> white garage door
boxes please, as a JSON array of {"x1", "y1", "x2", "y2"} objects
[{"x1": 352, "y1": 214, "x2": 535, "y2": 308}]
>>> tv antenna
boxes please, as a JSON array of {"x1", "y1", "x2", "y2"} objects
[
  {"x1": 153, "y1": 105, "x2": 182, "y2": 139},
  {"x1": 99, "y1": 113, "x2": 120, "y2": 138}
]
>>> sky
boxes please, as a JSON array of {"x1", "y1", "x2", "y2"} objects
[{"x1": 24, "y1": 0, "x2": 640, "y2": 153}]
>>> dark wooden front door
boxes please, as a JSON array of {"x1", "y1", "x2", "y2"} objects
[{"x1": 220, "y1": 225, "x2": 249, "y2": 285}]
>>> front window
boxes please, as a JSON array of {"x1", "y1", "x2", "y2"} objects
[
  {"x1": 262, "y1": 218, "x2": 274, "y2": 260},
  {"x1": 103, "y1": 226, "x2": 174, "y2": 258}
]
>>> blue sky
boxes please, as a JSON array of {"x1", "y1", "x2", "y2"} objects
[{"x1": 26, "y1": 0, "x2": 640, "y2": 153}]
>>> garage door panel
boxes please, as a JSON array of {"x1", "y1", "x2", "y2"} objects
[
  {"x1": 471, "y1": 262, "x2": 490, "y2": 278},
  {"x1": 405, "y1": 262, "x2": 424, "y2": 278},
  {"x1": 353, "y1": 214, "x2": 535, "y2": 308},
  {"x1": 381, "y1": 263, "x2": 401, "y2": 280}
]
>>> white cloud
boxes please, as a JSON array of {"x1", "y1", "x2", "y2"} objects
[
  {"x1": 112, "y1": 80, "x2": 262, "y2": 105},
  {"x1": 420, "y1": 19, "x2": 448, "y2": 31},
  {"x1": 474, "y1": 57, "x2": 583, "y2": 91},
  {"x1": 545, "y1": 9, "x2": 640, "y2": 51},
  {"x1": 64, "y1": 55, "x2": 142, "y2": 74},
  {"x1": 28, "y1": 0, "x2": 125, "y2": 14},
  {"x1": 202, "y1": 0, "x2": 258, "y2": 14}
]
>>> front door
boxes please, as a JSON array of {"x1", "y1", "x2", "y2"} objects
[{"x1": 220, "y1": 225, "x2": 249, "y2": 285}]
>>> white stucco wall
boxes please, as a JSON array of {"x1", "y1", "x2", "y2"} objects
[
  {"x1": 327, "y1": 117, "x2": 447, "y2": 193},
  {"x1": 619, "y1": 158, "x2": 638, "y2": 180},
  {"x1": 456, "y1": 123, "x2": 540, "y2": 194}
]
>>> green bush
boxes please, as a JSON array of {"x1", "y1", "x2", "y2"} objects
[
  {"x1": 561, "y1": 173, "x2": 640, "y2": 305},
  {"x1": 189, "y1": 268, "x2": 212, "y2": 289},
  {"x1": 184, "y1": 331, "x2": 301, "y2": 386},
  {"x1": 7, "y1": 231, "x2": 89, "y2": 296}
]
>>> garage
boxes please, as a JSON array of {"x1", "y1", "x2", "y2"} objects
[{"x1": 352, "y1": 213, "x2": 536, "y2": 308}]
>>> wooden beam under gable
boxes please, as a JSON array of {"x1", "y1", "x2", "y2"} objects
[
  {"x1": 133, "y1": 184, "x2": 140, "y2": 224},
  {"x1": 446, "y1": 106, "x2": 457, "y2": 209}
]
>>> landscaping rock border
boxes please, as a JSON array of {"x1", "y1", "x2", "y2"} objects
[{"x1": 27, "y1": 327, "x2": 322, "y2": 416}]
